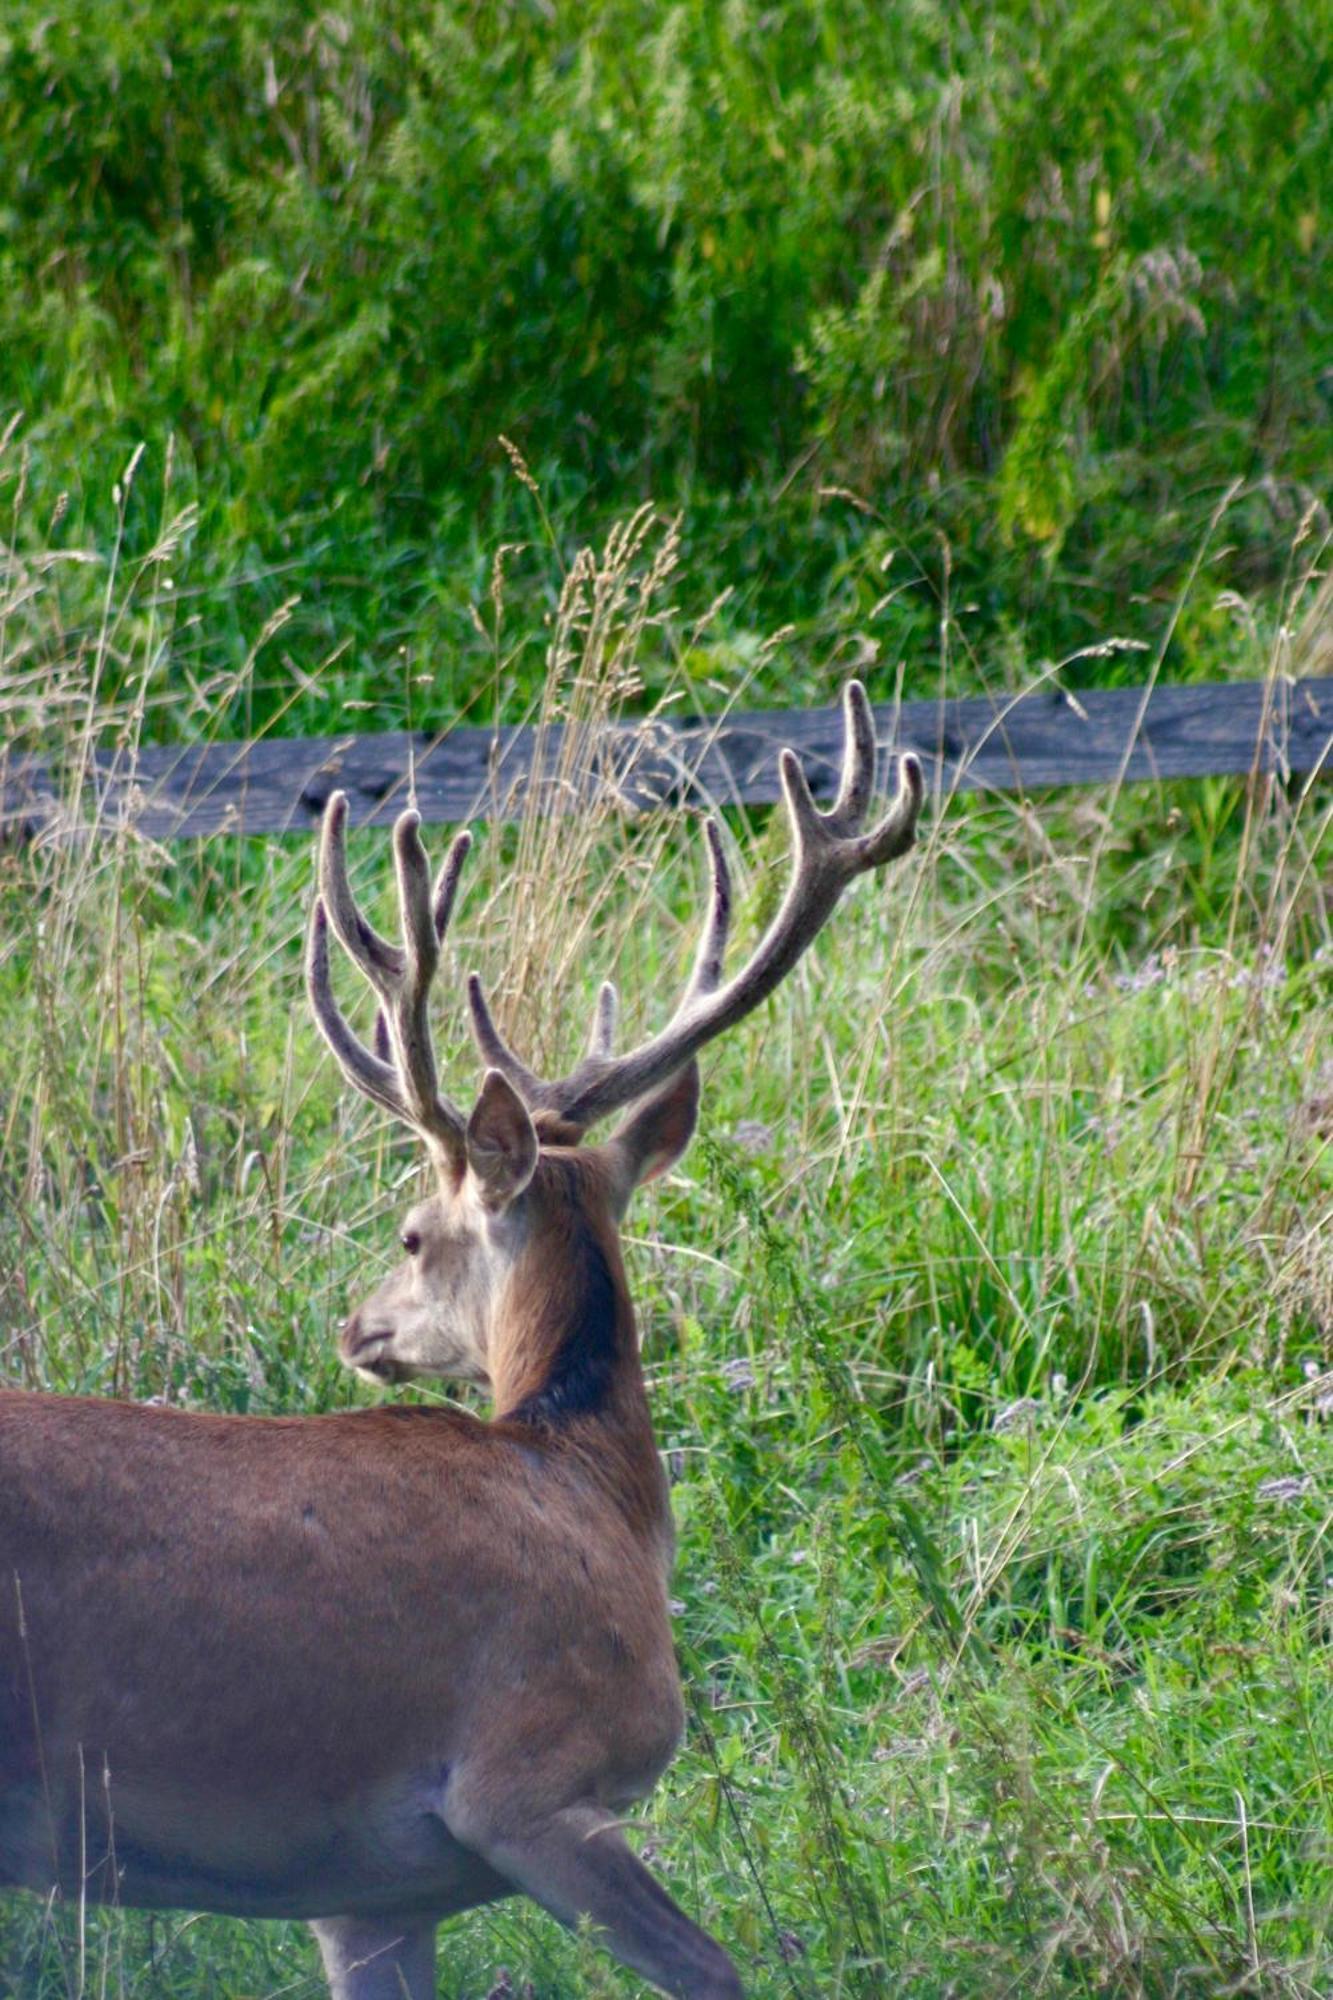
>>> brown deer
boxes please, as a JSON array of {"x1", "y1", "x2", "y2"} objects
[{"x1": 0, "y1": 685, "x2": 923, "y2": 2000}]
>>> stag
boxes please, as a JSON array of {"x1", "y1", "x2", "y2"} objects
[{"x1": 0, "y1": 685, "x2": 923, "y2": 1998}]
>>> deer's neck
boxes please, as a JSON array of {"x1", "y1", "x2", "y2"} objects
[
  {"x1": 489, "y1": 1188, "x2": 670, "y2": 1548},
  {"x1": 492, "y1": 1213, "x2": 622, "y2": 1426}
]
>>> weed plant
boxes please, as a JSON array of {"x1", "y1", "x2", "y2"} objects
[{"x1": 3, "y1": 458, "x2": 1333, "y2": 1995}]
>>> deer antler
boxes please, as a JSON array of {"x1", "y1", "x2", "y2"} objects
[
  {"x1": 307, "y1": 792, "x2": 473, "y2": 1172},
  {"x1": 467, "y1": 681, "x2": 924, "y2": 1133}
]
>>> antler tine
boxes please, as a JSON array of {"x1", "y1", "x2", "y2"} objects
[
  {"x1": 855, "y1": 747, "x2": 925, "y2": 868},
  {"x1": 461, "y1": 686, "x2": 924, "y2": 1134},
  {"x1": 680, "y1": 817, "x2": 732, "y2": 1004},
  {"x1": 393, "y1": 810, "x2": 439, "y2": 976},
  {"x1": 465, "y1": 974, "x2": 548, "y2": 1104},
  {"x1": 307, "y1": 899, "x2": 414, "y2": 1124},
  {"x1": 387, "y1": 811, "x2": 458, "y2": 1140},
  {"x1": 318, "y1": 792, "x2": 403, "y2": 996},
  {"x1": 433, "y1": 829, "x2": 473, "y2": 943},
  {"x1": 830, "y1": 678, "x2": 877, "y2": 827},
  {"x1": 309, "y1": 794, "x2": 471, "y2": 1169},
  {"x1": 775, "y1": 745, "x2": 827, "y2": 854},
  {"x1": 366, "y1": 829, "x2": 470, "y2": 1081}
]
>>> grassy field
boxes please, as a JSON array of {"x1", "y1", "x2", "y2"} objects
[
  {"x1": 3, "y1": 483, "x2": 1333, "y2": 1996},
  {"x1": 2, "y1": 1, "x2": 1331, "y2": 1986}
]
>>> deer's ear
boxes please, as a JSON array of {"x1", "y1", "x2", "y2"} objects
[
  {"x1": 466, "y1": 1070, "x2": 539, "y2": 1210},
  {"x1": 606, "y1": 1063, "x2": 700, "y2": 1209}
]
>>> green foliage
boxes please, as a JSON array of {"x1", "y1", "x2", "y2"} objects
[
  {"x1": 2, "y1": 0, "x2": 1329, "y2": 727},
  {"x1": 3, "y1": 4, "x2": 1333, "y2": 1976},
  {"x1": 4, "y1": 521, "x2": 1333, "y2": 1991}
]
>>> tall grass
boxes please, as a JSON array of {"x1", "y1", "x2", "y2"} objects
[{"x1": 2, "y1": 478, "x2": 1333, "y2": 1995}]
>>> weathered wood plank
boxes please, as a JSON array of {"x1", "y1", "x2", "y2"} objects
[{"x1": 4, "y1": 678, "x2": 1331, "y2": 840}]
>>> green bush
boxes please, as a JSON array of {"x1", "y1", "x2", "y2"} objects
[{"x1": 2, "y1": 0, "x2": 1329, "y2": 728}]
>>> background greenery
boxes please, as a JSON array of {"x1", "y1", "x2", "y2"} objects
[
  {"x1": 2, "y1": 0, "x2": 1329, "y2": 735},
  {"x1": 3, "y1": 0, "x2": 1333, "y2": 1994}
]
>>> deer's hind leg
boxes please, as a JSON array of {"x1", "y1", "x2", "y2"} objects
[
  {"x1": 460, "y1": 1801, "x2": 743, "y2": 2000},
  {"x1": 310, "y1": 1916, "x2": 437, "y2": 2000}
]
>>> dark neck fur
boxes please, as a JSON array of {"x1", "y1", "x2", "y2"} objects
[
  {"x1": 502, "y1": 1221, "x2": 623, "y2": 1428},
  {"x1": 492, "y1": 1156, "x2": 645, "y2": 1432},
  {"x1": 490, "y1": 1164, "x2": 672, "y2": 1550}
]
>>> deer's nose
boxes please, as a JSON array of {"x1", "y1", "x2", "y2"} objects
[
  {"x1": 340, "y1": 1310, "x2": 385, "y2": 1363},
  {"x1": 340, "y1": 1313, "x2": 403, "y2": 1382}
]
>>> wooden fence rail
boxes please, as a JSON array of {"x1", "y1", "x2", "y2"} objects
[{"x1": 3, "y1": 677, "x2": 1331, "y2": 841}]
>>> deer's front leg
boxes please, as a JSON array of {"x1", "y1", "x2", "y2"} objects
[
  {"x1": 468, "y1": 1802, "x2": 743, "y2": 2000},
  {"x1": 310, "y1": 1915, "x2": 437, "y2": 2000}
]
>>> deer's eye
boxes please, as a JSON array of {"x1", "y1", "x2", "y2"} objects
[{"x1": 401, "y1": 1230, "x2": 421, "y2": 1256}]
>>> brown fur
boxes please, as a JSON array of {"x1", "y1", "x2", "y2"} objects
[
  {"x1": 1, "y1": 704, "x2": 922, "y2": 1999},
  {"x1": 0, "y1": 1119, "x2": 739, "y2": 2000}
]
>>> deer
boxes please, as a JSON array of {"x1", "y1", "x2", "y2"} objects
[{"x1": 0, "y1": 684, "x2": 923, "y2": 2000}]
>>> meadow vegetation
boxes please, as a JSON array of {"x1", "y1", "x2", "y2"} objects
[
  {"x1": 1, "y1": 0, "x2": 1330, "y2": 730},
  {"x1": 2, "y1": 478, "x2": 1333, "y2": 1994},
  {"x1": 3, "y1": 0, "x2": 1333, "y2": 1991}
]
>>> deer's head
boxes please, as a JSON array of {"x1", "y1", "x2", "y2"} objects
[{"x1": 307, "y1": 684, "x2": 923, "y2": 1407}]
